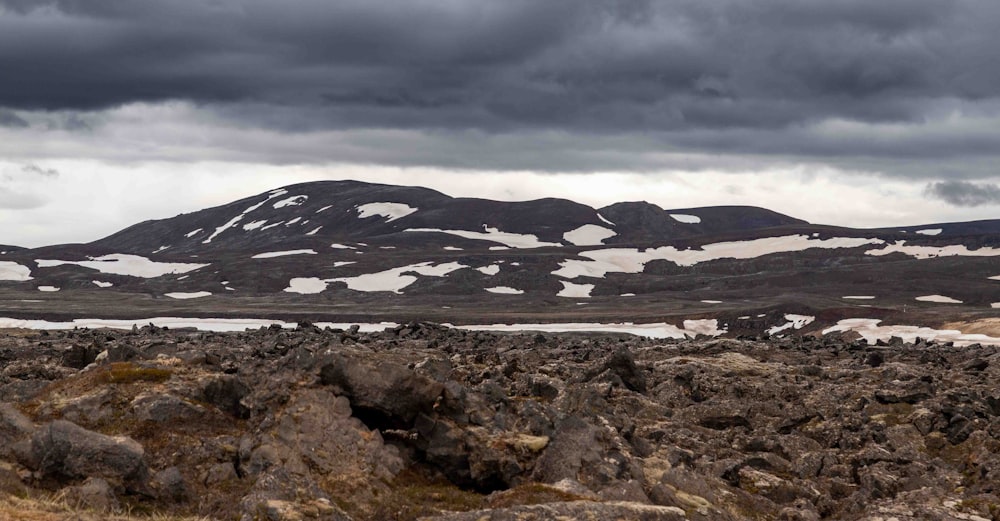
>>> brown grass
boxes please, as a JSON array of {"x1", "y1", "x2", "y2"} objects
[{"x1": 0, "y1": 493, "x2": 214, "y2": 521}]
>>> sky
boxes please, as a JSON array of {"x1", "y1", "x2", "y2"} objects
[{"x1": 2, "y1": 0, "x2": 1000, "y2": 247}]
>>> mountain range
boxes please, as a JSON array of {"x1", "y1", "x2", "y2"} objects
[{"x1": 3, "y1": 180, "x2": 1000, "y2": 339}]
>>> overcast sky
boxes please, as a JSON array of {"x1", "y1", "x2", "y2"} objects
[{"x1": 2, "y1": 0, "x2": 1000, "y2": 247}]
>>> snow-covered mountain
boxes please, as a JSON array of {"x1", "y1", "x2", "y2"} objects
[{"x1": 3, "y1": 180, "x2": 1000, "y2": 333}]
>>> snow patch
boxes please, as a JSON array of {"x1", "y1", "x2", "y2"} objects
[
  {"x1": 36, "y1": 254, "x2": 207, "y2": 278},
  {"x1": 251, "y1": 249, "x2": 318, "y2": 259},
  {"x1": 670, "y1": 214, "x2": 702, "y2": 224},
  {"x1": 767, "y1": 314, "x2": 815, "y2": 335},
  {"x1": 284, "y1": 278, "x2": 329, "y2": 295},
  {"x1": 38, "y1": 286, "x2": 60, "y2": 292},
  {"x1": 316, "y1": 205, "x2": 333, "y2": 213},
  {"x1": 557, "y1": 281, "x2": 594, "y2": 298},
  {"x1": 486, "y1": 286, "x2": 524, "y2": 295},
  {"x1": 204, "y1": 191, "x2": 287, "y2": 243},
  {"x1": 406, "y1": 226, "x2": 561, "y2": 249},
  {"x1": 332, "y1": 262, "x2": 467, "y2": 293},
  {"x1": 555, "y1": 235, "x2": 883, "y2": 279},
  {"x1": 274, "y1": 195, "x2": 308, "y2": 209},
  {"x1": 261, "y1": 222, "x2": 283, "y2": 231},
  {"x1": 165, "y1": 291, "x2": 212, "y2": 300},
  {"x1": 563, "y1": 224, "x2": 617, "y2": 246},
  {"x1": 620, "y1": 293, "x2": 636, "y2": 297},
  {"x1": 92, "y1": 280, "x2": 113, "y2": 288},
  {"x1": 285, "y1": 217, "x2": 302, "y2": 226},
  {"x1": 823, "y1": 318, "x2": 1000, "y2": 347},
  {"x1": 243, "y1": 220, "x2": 268, "y2": 231},
  {"x1": 916, "y1": 295, "x2": 963, "y2": 304},
  {"x1": 152, "y1": 246, "x2": 170, "y2": 254},
  {"x1": 597, "y1": 213, "x2": 615, "y2": 226},
  {"x1": 185, "y1": 228, "x2": 202, "y2": 238},
  {"x1": 356, "y1": 202, "x2": 417, "y2": 222},
  {"x1": 0, "y1": 261, "x2": 32, "y2": 281},
  {"x1": 701, "y1": 300, "x2": 723, "y2": 304},
  {"x1": 866, "y1": 241, "x2": 1000, "y2": 260},
  {"x1": 476, "y1": 265, "x2": 501, "y2": 276},
  {"x1": 843, "y1": 296, "x2": 875, "y2": 300},
  {"x1": 443, "y1": 246, "x2": 463, "y2": 251},
  {"x1": 915, "y1": 228, "x2": 943, "y2": 236},
  {"x1": 306, "y1": 227, "x2": 322, "y2": 236},
  {"x1": 331, "y1": 243, "x2": 356, "y2": 250}
]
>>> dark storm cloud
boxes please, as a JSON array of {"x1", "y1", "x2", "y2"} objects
[
  {"x1": 1, "y1": 0, "x2": 999, "y2": 174},
  {"x1": 925, "y1": 181, "x2": 1000, "y2": 207}
]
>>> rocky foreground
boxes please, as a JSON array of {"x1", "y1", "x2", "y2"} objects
[{"x1": 1, "y1": 323, "x2": 999, "y2": 521}]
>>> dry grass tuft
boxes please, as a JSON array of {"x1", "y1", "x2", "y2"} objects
[{"x1": 0, "y1": 492, "x2": 214, "y2": 521}]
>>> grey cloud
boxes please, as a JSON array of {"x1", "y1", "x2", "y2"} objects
[
  {"x1": 925, "y1": 181, "x2": 1000, "y2": 207},
  {"x1": 0, "y1": 109, "x2": 28, "y2": 128},
  {"x1": 21, "y1": 163, "x2": 59, "y2": 177},
  {"x1": 0, "y1": 0, "x2": 998, "y2": 174}
]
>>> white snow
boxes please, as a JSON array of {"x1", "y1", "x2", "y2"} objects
[
  {"x1": 767, "y1": 314, "x2": 816, "y2": 335},
  {"x1": 486, "y1": 286, "x2": 524, "y2": 295},
  {"x1": 866, "y1": 241, "x2": 1000, "y2": 260},
  {"x1": 380, "y1": 246, "x2": 396, "y2": 250},
  {"x1": 333, "y1": 261, "x2": 356, "y2": 267},
  {"x1": 274, "y1": 195, "x2": 308, "y2": 209},
  {"x1": 449, "y1": 320, "x2": 724, "y2": 339},
  {"x1": 992, "y1": 303, "x2": 1000, "y2": 309},
  {"x1": 0, "y1": 317, "x2": 397, "y2": 333},
  {"x1": 185, "y1": 228, "x2": 202, "y2": 238},
  {"x1": 406, "y1": 226, "x2": 562, "y2": 249},
  {"x1": 443, "y1": 246, "x2": 464, "y2": 251},
  {"x1": 204, "y1": 191, "x2": 287, "y2": 243},
  {"x1": 165, "y1": 291, "x2": 212, "y2": 300},
  {"x1": 0, "y1": 261, "x2": 32, "y2": 281},
  {"x1": 306, "y1": 227, "x2": 322, "y2": 236},
  {"x1": 331, "y1": 243, "x2": 356, "y2": 250},
  {"x1": 620, "y1": 293, "x2": 636, "y2": 297},
  {"x1": 670, "y1": 214, "x2": 702, "y2": 224},
  {"x1": 92, "y1": 280, "x2": 113, "y2": 288},
  {"x1": 843, "y1": 296, "x2": 876, "y2": 300},
  {"x1": 356, "y1": 202, "x2": 418, "y2": 222},
  {"x1": 554, "y1": 235, "x2": 884, "y2": 279},
  {"x1": 915, "y1": 295, "x2": 963, "y2": 304},
  {"x1": 989, "y1": 275, "x2": 1000, "y2": 281},
  {"x1": 152, "y1": 246, "x2": 170, "y2": 254},
  {"x1": 701, "y1": 300, "x2": 723, "y2": 304},
  {"x1": 563, "y1": 224, "x2": 617, "y2": 246},
  {"x1": 489, "y1": 246, "x2": 510, "y2": 251},
  {"x1": 251, "y1": 249, "x2": 318, "y2": 259},
  {"x1": 36, "y1": 254, "x2": 208, "y2": 278},
  {"x1": 597, "y1": 213, "x2": 615, "y2": 226},
  {"x1": 316, "y1": 205, "x2": 333, "y2": 213},
  {"x1": 332, "y1": 262, "x2": 467, "y2": 293},
  {"x1": 284, "y1": 278, "x2": 329, "y2": 295},
  {"x1": 243, "y1": 220, "x2": 268, "y2": 231},
  {"x1": 823, "y1": 318, "x2": 1000, "y2": 347},
  {"x1": 557, "y1": 281, "x2": 594, "y2": 298},
  {"x1": 261, "y1": 222, "x2": 283, "y2": 230},
  {"x1": 476, "y1": 265, "x2": 501, "y2": 276},
  {"x1": 38, "y1": 286, "x2": 60, "y2": 292},
  {"x1": 285, "y1": 217, "x2": 302, "y2": 226},
  {"x1": 915, "y1": 228, "x2": 943, "y2": 236}
]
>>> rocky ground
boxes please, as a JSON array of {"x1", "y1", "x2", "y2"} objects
[{"x1": 1, "y1": 322, "x2": 999, "y2": 520}]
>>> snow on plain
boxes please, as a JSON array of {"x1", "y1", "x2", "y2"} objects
[
  {"x1": 916, "y1": 295, "x2": 963, "y2": 304},
  {"x1": 701, "y1": 300, "x2": 723, "y2": 304},
  {"x1": 554, "y1": 235, "x2": 884, "y2": 279},
  {"x1": 915, "y1": 228, "x2": 943, "y2": 236},
  {"x1": 36, "y1": 254, "x2": 208, "y2": 278},
  {"x1": 406, "y1": 226, "x2": 562, "y2": 249},
  {"x1": 443, "y1": 246, "x2": 463, "y2": 251},
  {"x1": 332, "y1": 262, "x2": 467, "y2": 293},
  {"x1": 767, "y1": 314, "x2": 815, "y2": 335},
  {"x1": 203, "y1": 190, "x2": 287, "y2": 244},
  {"x1": 165, "y1": 291, "x2": 212, "y2": 300},
  {"x1": 866, "y1": 241, "x2": 1000, "y2": 260},
  {"x1": 557, "y1": 281, "x2": 594, "y2": 298},
  {"x1": 284, "y1": 278, "x2": 329, "y2": 295},
  {"x1": 356, "y1": 202, "x2": 418, "y2": 222},
  {"x1": 38, "y1": 286, "x2": 60, "y2": 292},
  {"x1": 843, "y1": 296, "x2": 876, "y2": 300},
  {"x1": 476, "y1": 265, "x2": 501, "y2": 276},
  {"x1": 251, "y1": 249, "x2": 318, "y2": 259},
  {"x1": 485, "y1": 286, "x2": 524, "y2": 295},
  {"x1": 563, "y1": 224, "x2": 617, "y2": 246},
  {"x1": 273, "y1": 195, "x2": 308, "y2": 209},
  {"x1": 450, "y1": 319, "x2": 724, "y2": 339},
  {"x1": 670, "y1": 214, "x2": 702, "y2": 224},
  {"x1": 92, "y1": 281, "x2": 113, "y2": 288},
  {"x1": 0, "y1": 317, "x2": 398, "y2": 333},
  {"x1": 823, "y1": 319, "x2": 1000, "y2": 347},
  {"x1": 0, "y1": 261, "x2": 32, "y2": 281}
]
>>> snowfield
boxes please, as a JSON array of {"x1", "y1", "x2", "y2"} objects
[
  {"x1": 554, "y1": 235, "x2": 884, "y2": 279},
  {"x1": 332, "y1": 262, "x2": 467, "y2": 293},
  {"x1": 284, "y1": 278, "x2": 329, "y2": 295},
  {"x1": 563, "y1": 224, "x2": 617, "y2": 246},
  {"x1": 557, "y1": 281, "x2": 595, "y2": 298},
  {"x1": 767, "y1": 314, "x2": 815, "y2": 335},
  {"x1": 36, "y1": 254, "x2": 208, "y2": 278},
  {"x1": 0, "y1": 261, "x2": 32, "y2": 281},
  {"x1": 823, "y1": 319, "x2": 1000, "y2": 347},
  {"x1": 251, "y1": 249, "x2": 318, "y2": 259},
  {"x1": 451, "y1": 319, "x2": 724, "y2": 339},
  {"x1": 915, "y1": 295, "x2": 963, "y2": 304},
  {"x1": 670, "y1": 214, "x2": 701, "y2": 224},
  {"x1": 866, "y1": 241, "x2": 1000, "y2": 260},
  {"x1": 356, "y1": 202, "x2": 418, "y2": 222},
  {"x1": 203, "y1": 190, "x2": 287, "y2": 244},
  {"x1": 476, "y1": 265, "x2": 501, "y2": 276},
  {"x1": 406, "y1": 226, "x2": 562, "y2": 249},
  {"x1": 485, "y1": 286, "x2": 524, "y2": 295}
]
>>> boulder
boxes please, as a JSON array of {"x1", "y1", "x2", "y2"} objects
[
  {"x1": 0, "y1": 402, "x2": 35, "y2": 458},
  {"x1": 319, "y1": 354, "x2": 444, "y2": 426}
]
